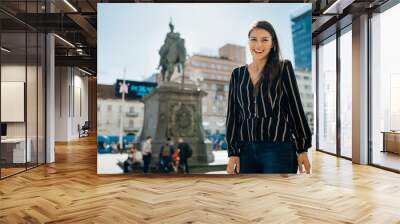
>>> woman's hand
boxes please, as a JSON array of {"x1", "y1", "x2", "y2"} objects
[
  {"x1": 227, "y1": 156, "x2": 240, "y2": 174},
  {"x1": 297, "y1": 152, "x2": 311, "y2": 174}
]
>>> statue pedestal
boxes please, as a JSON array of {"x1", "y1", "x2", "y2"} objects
[{"x1": 140, "y1": 82, "x2": 214, "y2": 166}]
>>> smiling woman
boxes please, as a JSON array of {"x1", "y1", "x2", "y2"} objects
[{"x1": 226, "y1": 20, "x2": 312, "y2": 175}]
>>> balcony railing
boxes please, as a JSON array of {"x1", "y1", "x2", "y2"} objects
[
  {"x1": 126, "y1": 111, "x2": 139, "y2": 117},
  {"x1": 124, "y1": 126, "x2": 139, "y2": 132}
]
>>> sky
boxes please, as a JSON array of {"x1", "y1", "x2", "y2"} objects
[{"x1": 98, "y1": 3, "x2": 311, "y2": 84}]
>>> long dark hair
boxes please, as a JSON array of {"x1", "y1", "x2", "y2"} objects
[{"x1": 248, "y1": 20, "x2": 282, "y2": 96}]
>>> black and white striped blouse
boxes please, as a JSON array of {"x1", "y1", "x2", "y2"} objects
[{"x1": 225, "y1": 60, "x2": 312, "y2": 157}]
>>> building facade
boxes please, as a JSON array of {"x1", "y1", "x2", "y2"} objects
[
  {"x1": 291, "y1": 7, "x2": 312, "y2": 72},
  {"x1": 97, "y1": 84, "x2": 144, "y2": 137},
  {"x1": 219, "y1": 43, "x2": 246, "y2": 65},
  {"x1": 291, "y1": 7, "x2": 314, "y2": 132},
  {"x1": 294, "y1": 69, "x2": 314, "y2": 132},
  {"x1": 170, "y1": 44, "x2": 245, "y2": 135}
]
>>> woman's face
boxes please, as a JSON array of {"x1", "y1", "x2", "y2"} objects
[{"x1": 248, "y1": 28, "x2": 274, "y2": 61}]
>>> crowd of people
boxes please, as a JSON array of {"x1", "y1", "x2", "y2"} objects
[
  {"x1": 211, "y1": 139, "x2": 227, "y2": 151},
  {"x1": 122, "y1": 136, "x2": 192, "y2": 174}
]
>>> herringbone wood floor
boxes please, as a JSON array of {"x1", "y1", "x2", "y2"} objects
[{"x1": 1, "y1": 135, "x2": 400, "y2": 224}]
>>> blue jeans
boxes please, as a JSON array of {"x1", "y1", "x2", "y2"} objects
[{"x1": 238, "y1": 142, "x2": 298, "y2": 174}]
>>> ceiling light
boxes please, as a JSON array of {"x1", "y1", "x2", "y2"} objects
[
  {"x1": 63, "y1": 0, "x2": 78, "y2": 12},
  {"x1": 78, "y1": 67, "x2": 92, "y2": 76},
  {"x1": 76, "y1": 48, "x2": 84, "y2": 55},
  {"x1": 1, "y1": 47, "x2": 11, "y2": 53},
  {"x1": 322, "y1": 0, "x2": 355, "y2": 15},
  {"x1": 323, "y1": 0, "x2": 342, "y2": 14},
  {"x1": 54, "y1": 34, "x2": 75, "y2": 48}
]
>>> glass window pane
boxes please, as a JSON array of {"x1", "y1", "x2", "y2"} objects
[
  {"x1": 318, "y1": 37, "x2": 337, "y2": 154},
  {"x1": 0, "y1": 1, "x2": 46, "y2": 178},
  {"x1": 38, "y1": 33, "x2": 45, "y2": 165},
  {"x1": 1, "y1": 32, "x2": 27, "y2": 177},
  {"x1": 371, "y1": 4, "x2": 400, "y2": 171},
  {"x1": 340, "y1": 29, "x2": 352, "y2": 158},
  {"x1": 27, "y1": 31, "x2": 38, "y2": 169}
]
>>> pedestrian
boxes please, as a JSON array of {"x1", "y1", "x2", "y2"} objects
[
  {"x1": 172, "y1": 148, "x2": 180, "y2": 173},
  {"x1": 177, "y1": 137, "x2": 192, "y2": 174},
  {"x1": 142, "y1": 136, "x2": 152, "y2": 173},
  {"x1": 159, "y1": 138, "x2": 174, "y2": 173},
  {"x1": 124, "y1": 144, "x2": 143, "y2": 173}
]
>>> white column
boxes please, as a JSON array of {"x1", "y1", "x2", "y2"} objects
[
  {"x1": 352, "y1": 14, "x2": 369, "y2": 164},
  {"x1": 46, "y1": 32, "x2": 55, "y2": 163},
  {"x1": 45, "y1": 0, "x2": 56, "y2": 163}
]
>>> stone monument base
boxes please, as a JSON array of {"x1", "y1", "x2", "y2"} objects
[{"x1": 140, "y1": 82, "x2": 214, "y2": 167}]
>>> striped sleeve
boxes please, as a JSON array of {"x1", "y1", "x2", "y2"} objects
[
  {"x1": 281, "y1": 60, "x2": 312, "y2": 153},
  {"x1": 226, "y1": 68, "x2": 240, "y2": 157}
]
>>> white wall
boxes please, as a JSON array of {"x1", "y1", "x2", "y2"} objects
[
  {"x1": 72, "y1": 73, "x2": 89, "y2": 137},
  {"x1": 55, "y1": 66, "x2": 68, "y2": 141},
  {"x1": 1, "y1": 65, "x2": 26, "y2": 142},
  {"x1": 1, "y1": 65, "x2": 39, "y2": 138},
  {"x1": 1, "y1": 63, "x2": 46, "y2": 163},
  {"x1": 55, "y1": 67, "x2": 89, "y2": 141}
]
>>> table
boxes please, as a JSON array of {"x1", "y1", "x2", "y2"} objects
[
  {"x1": 381, "y1": 131, "x2": 400, "y2": 154},
  {"x1": 1, "y1": 138, "x2": 31, "y2": 163}
]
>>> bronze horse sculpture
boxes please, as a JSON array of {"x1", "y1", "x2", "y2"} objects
[{"x1": 158, "y1": 21, "x2": 187, "y2": 82}]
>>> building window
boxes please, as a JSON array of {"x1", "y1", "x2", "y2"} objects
[
  {"x1": 216, "y1": 84, "x2": 224, "y2": 92},
  {"x1": 129, "y1": 120, "x2": 134, "y2": 128},
  {"x1": 192, "y1": 61, "x2": 199, "y2": 66},
  {"x1": 224, "y1": 65, "x2": 229, "y2": 71}
]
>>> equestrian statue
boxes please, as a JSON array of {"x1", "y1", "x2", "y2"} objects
[{"x1": 158, "y1": 20, "x2": 187, "y2": 82}]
